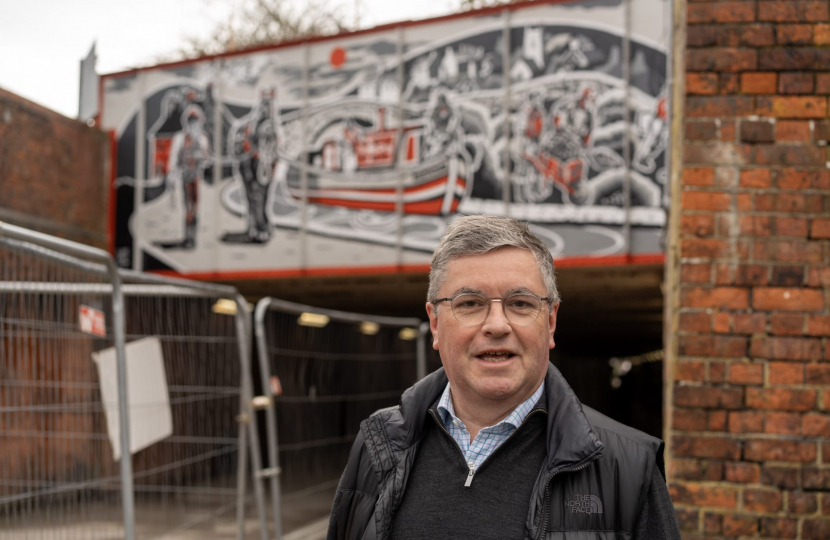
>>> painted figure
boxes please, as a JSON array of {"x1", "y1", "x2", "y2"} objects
[{"x1": 223, "y1": 89, "x2": 280, "y2": 244}]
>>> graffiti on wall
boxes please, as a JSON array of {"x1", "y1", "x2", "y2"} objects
[{"x1": 106, "y1": 3, "x2": 668, "y2": 274}]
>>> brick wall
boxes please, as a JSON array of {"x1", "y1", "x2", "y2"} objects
[
  {"x1": 669, "y1": 0, "x2": 830, "y2": 538},
  {"x1": 0, "y1": 87, "x2": 110, "y2": 248}
]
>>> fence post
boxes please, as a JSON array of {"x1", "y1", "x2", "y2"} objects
[
  {"x1": 254, "y1": 298, "x2": 283, "y2": 540},
  {"x1": 417, "y1": 321, "x2": 430, "y2": 381}
]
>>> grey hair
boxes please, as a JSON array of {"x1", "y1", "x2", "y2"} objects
[{"x1": 428, "y1": 215, "x2": 560, "y2": 306}]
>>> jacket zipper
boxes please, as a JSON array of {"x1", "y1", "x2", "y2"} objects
[
  {"x1": 534, "y1": 453, "x2": 601, "y2": 540},
  {"x1": 428, "y1": 408, "x2": 546, "y2": 488}
]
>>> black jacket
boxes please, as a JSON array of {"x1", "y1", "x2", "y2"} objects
[{"x1": 327, "y1": 365, "x2": 670, "y2": 540}]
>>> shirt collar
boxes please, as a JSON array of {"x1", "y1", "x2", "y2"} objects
[{"x1": 437, "y1": 380, "x2": 546, "y2": 432}]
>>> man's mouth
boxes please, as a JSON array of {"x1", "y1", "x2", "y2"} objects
[{"x1": 476, "y1": 351, "x2": 515, "y2": 362}]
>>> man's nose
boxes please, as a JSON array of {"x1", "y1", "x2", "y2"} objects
[{"x1": 481, "y1": 300, "x2": 512, "y2": 335}]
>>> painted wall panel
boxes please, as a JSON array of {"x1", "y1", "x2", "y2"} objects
[{"x1": 101, "y1": 0, "x2": 669, "y2": 276}]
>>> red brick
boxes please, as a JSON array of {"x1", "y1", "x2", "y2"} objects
[
  {"x1": 806, "y1": 363, "x2": 830, "y2": 384},
  {"x1": 676, "y1": 386, "x2": 744, "y2": 409},
  {"x1": 807, "y1": 267, "x2": 830, "y2": 287},
  {"x1": 774, "y1": 216, "x2": 809, "y2": 237},
  {"x1": 720, "y1": 73, "x2": 740, "y2": 95},
  {"x1": 687, "y1": 48, "x2": 758, "y2": 72},
  {"x1": 755, "y1": 192, "x2": 824, "y2": 212},
  {"x1": 789, "y1": 491, "x2": 818, "y2": 514},
  {"x1": 710, "y1": 362, "x2": 727, "y2": 382},
  {"x1": 769, "y1": 361, "x2": 805, "y2": 384},
  {"x1": 746, "y1": 387, "x2": 817, "y2": 411},
  {"x1": 725, "y1": 461, "x2": 761, "y2": 483},
  {"x1": 683, "y1": 167, "x2": 715, "y2": 187},
  {"x1": 753, "y1": 144, "x2": 825, "y2": 165},
  {"x1": 770, "y1": 313, "x2": 806, "y2": 335},
  {"x1": 681, "y1": 263, "x2": 712, "y2": 283},
  {"x1": 740, "y1": 168, "x2": 772, "y2": 187},
  {"x1": 708, "y1": 410, "x2": 728, "y2": 431},
  {"x1": 734, "y1": 313, "x2": 766, "y2": 334},
  {"x1": 687, "y1": 96, "x2": 753, "y2": 118},
  {"x1": 803, "y1": 413, "x2": 830, "y2": 437},
  {"x1": 670, "y1": 458, "x2": 724, "y2": 481},
  {"x1": 777, "y1": 168, "x2": 814, "y2": 189},
  {"x1": 685, "y1": 141, "x2": 752, "y2": 164},
  {"x1": 723, "y1": 514, "x2": 758, "y2": 536},
  {"x1": 675, "y1": 508, "x2": 698, "y2": 530},
  {"x1": 753, "y1": 288, "x2": 824, "y2": 312},
  {"x1": 688, "y1": 1, "x2": 756, "y2": 23},
  {"x1": 744, "y1": 488, "x2": 783, "y2": 512},
  {"x1": 777, "y1": 24, "x2": 815, "y2": 45},
  {"x1": 803, "y1": 469, "x2": 830, "y2": 490},
  {"x1": 740, "y1": 119, "x2": 775, "y2": 142},
  {"x1": 758, "y1": 1, "x2": 830, "y2": 22},
  {"x1": 776, "y1": 120, "x2": 811, "y2": 141},
  {"x1": 681, "y1": 215, "x2": 715, "y2": 236},
  {"x1": 686, "y1": 120, "x2": 718, "y2": 140},
  {"x1": 746, "y1": 439, "x2": 817, "y2": 462},
  {"x1": 753, "y1": 239, "x2": 824, "y2": 263},
  {"x1": 763, "y1": 466, "x2": 801, "y2": 489},
  {"x1": 810, "y1": 218, "x2": 830, "y2": 239},
  {"x1": 686, "y1": 73, "x2": 719, "y2": 95},
  {"x1": 742, "y1": 72, "x2": 778, "y2": 93},
  {"x1": 703, "y1": 512, "x2": 722, "y2": 534},
  {"x1": 765, "y1": 411, "x2": 802, "y2": 434},
  {"x1": 670, "y1": 483, "x2": 738, "y2": 508},
  {"x1": 817, "y1": 73, "x2": 830, "y2": 93},
  {"x1": 779, "y1": 72, "x2": 815, "y2": 94},
  {"x1": 674, "y1": 409, "x2": 708, "y2": 431},
  {"x1": 728, "y1": 362, "x2": 764, "y2": 385},
  {"x1": 673, "y1": 435, "x2": 742, "y2": 459},
  {"x1": 802, "y1": 518, "x2": 830, "y2": 539},
  {"x1": 818, "y1": 24, "x2": 830, "y2": 44},
  {"x1": 714, "y1": 167, "x2": 738, "y2": 187},
  {"x1": 717, "y1": 264, "x2": 768, "y2": 285},
  {"x1": 682, "y1": 191, "x2": 731, "y2": 211},
  {"x1": 771, "y1": 266, "x2": 805, "y2": 286},
  {"x1": 738, "y1": 215, "x2": 772, "y2": 236},
  {"x1": 679, "y1": 334, "x2": 749, "y2": 357},
  {"x1": 760, "y1": 48, "x2": 830, "y2": 71},
  {"x1": 675, "y1": 359, "x2": 707, "y2": 381},
  {"x1": 681, "y1": 287, "x2": 749, "y2": 309},
  {"x1": 807, "y1": 315, "x2": 830, "y2": 336},
  {"x1": 682, "y1": 238, "x2": 739, "y2": 259},
  {"x1": 760, "y1": 517, "x2": 798, "y2": 538},
  {"x1": 756, "y1": 96, "x2": 828, "y2": 118},
  {"x1": 713, "y1": 312, "x2": 731, "y2": 333},
  {"x1": 823, "y1": 389, "x2": 830, "y2": 411},
  {"x1": 729, "y1": 410, "x2": 765, "y2": 432}
]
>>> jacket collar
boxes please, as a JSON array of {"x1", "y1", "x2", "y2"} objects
[{"x1": 382, "y1": 364, "x2": 603, "y2": 471}]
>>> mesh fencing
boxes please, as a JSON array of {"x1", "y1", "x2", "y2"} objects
[
  {"x1": 254, "y1": 299, "x2": 426, "y2": 537},
  {"x1": 0, "y1": 225, "x2": 266, "y2": 540}
]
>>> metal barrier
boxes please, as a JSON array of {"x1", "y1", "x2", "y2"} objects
[
  {"x1": 0, "y1": 222, "x2": 267, "y2": 540},
  {"x1": 253, "y1": 299, "x2": 427, "y2": 539}
]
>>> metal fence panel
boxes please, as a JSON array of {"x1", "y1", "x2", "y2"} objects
[
  {"x1": 0, "y1": 223, "x2": 267, "y2": 540},
  {"x1": 254, "y1": 298, "x2": 426, "y2": 538}
]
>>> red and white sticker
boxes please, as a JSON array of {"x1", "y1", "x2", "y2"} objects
[{"x1": 79, "y1": 305, "x2": 106, "y2": 337}]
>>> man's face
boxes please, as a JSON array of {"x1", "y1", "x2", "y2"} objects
[{"x1": 426, "y1": 247, "x2": 558, "y2": 410}]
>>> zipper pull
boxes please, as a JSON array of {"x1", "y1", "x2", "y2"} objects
[{"x1": 464, "y1": 461, "x2": 476, "y2": 487}]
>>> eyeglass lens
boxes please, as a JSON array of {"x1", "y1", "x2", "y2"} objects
[{"x1": 450, "y1": 294, "x2": 544, "y2": 326}]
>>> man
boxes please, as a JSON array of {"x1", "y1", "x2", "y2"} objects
[{"x1": 327, "y1": 215, "x2": 680, "y2": 540}]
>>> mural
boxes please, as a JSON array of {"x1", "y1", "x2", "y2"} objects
[{"x1": 103, "y1": 0, "x2": 669, "y2": 274}]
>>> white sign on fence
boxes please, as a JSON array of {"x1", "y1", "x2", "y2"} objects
[{"x1": 92, "y1": 336, "x2": 174, "y2": 460}]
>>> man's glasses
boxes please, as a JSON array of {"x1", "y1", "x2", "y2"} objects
[{"x1": 431, "y1": 293, "x2": 551, "y2": 327}]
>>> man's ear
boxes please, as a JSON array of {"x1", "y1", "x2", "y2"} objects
[
  {"x1": 548, "y1": 303, "x2": 559, "y2": 350},
  {"x1": 426, "y1": 302, "x2": 440, "y2": 350}
]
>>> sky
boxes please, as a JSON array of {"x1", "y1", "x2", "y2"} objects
[{"x1": 0, "y1": 0, "x2": 456, "y2": 118}]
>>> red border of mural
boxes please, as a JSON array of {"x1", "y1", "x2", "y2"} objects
[{"x1": 99, "y1": 0, "x2": 668, "y2": 279}]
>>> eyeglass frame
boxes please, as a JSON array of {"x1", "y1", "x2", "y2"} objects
[{"x1": 430, "y1": 291, "x2": 553, "y2": 327}]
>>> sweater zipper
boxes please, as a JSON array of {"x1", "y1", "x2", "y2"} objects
[
  {"x1": 428, "y1": 408, "x2": 546, "y2": 488},
  {"x1": 534, "y1": 452, "x2": 602, "y2": 540}
]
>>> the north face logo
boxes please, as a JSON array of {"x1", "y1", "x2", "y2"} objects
[{"x1": 566, "y1": 494, "x2": 603, "y2": 514}]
